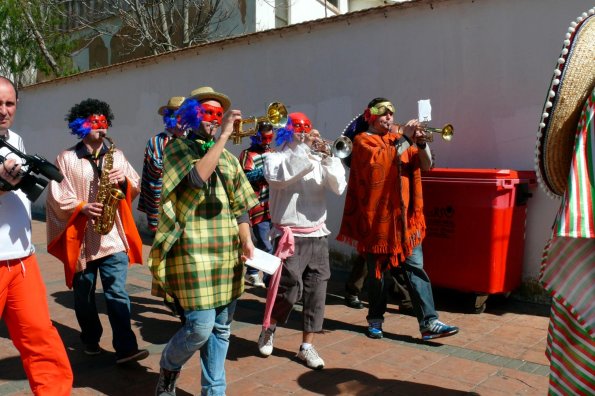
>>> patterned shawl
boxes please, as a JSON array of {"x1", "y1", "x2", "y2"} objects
[{"x1": 337, "y1": 131, "x2": 425, "y2": 277}]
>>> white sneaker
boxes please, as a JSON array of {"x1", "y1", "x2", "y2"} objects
[
  {"x1": 258, "y1": 328, "x2": 274, "y2": 356},
  {"x1": 297, "y1": 346, "x2": 325, "y2": 370},
  {"x1": 246, "y1": 274, "x2": 265, "y2": 287}
]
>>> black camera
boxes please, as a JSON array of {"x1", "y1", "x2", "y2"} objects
[{"x1": 0, "y1": 137, "x2": 64, "y2": 202}]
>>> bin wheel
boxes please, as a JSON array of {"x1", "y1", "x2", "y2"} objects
[{"x1": 473, "y1": 294, "x2": 489, "y2": 314}]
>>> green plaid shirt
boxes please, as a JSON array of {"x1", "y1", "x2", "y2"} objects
[{"x1": 149, "y1": 137, "x2": 258, "y2": 310}]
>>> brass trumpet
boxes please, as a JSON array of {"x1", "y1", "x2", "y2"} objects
[
  {"x1": 231, "y1": 102, "x2": 288, "y2": 144},
  {"x1": 310, "y1": 136, "x2": 353, "y2": 158},
  {"x1": 420, "y1": 123, "x2": 454, "y2": 142}
]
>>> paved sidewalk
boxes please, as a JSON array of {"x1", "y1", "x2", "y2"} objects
[{"x1": 0, "y1": 220, "x2": 551, "y2": 395}]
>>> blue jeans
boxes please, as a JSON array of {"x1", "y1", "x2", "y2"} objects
[
  {"x1": 160, "y1": 300, "x2": 237, "y2": 396},
  {"x1": 72, "y1": 251, "x2": 139, "y2": 357},
  {"x1": 246, "y1": 220, "x2": 273, "y2": 276},
  {"x1": 365, "y1": 245, "x2": 438, "y2": 331}
]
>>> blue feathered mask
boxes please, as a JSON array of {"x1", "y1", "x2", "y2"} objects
[
  {"x1": 68, "y1": 117, "x2": 92, "y2": 139},
  {"x1": 274, "y1": 121, "x2": 295, "y2": 147},
  {"x1": 162, "y1": 108, "x2": 178, "y2": 129},
  {"x1": 176, "y1": 99, "x2": 203, "y2": 130}
]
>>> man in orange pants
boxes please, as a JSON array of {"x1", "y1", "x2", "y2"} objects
[{"x1": 0, "y1": 75, "x2": 73, "y2": 395}]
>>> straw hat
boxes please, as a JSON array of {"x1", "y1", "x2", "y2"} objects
[
  {"x1": 158, "y1": 96, "x2": 185, "y2": 115},
  {"x1": 186, "y1": 86, "x2": 231, "y2": 112},
  {"x1": 535, "y1": 8, "x2": 595, "y2": 197}
]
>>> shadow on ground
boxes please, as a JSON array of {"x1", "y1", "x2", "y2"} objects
[{"x1": 297, "y1": 368, "x2": 480, "y2": 395}]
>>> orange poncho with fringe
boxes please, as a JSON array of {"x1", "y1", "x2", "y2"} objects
[{"x1": 337, "y1": 131, "x2": 425, "y2": 277}]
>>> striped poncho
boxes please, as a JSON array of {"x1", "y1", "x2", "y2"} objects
[
  {"x1": 541, "y1": 88, "x2": 595, "y2": 395},
  {"x1": 149, "y1": 136, "x2": 258, "y2": 310},
  {"x1": 238, "y1": 144, "x2": 272, "y2": 226},
  {"x1": 138, "y1": 132, "x2": 175, "y2": 232}
]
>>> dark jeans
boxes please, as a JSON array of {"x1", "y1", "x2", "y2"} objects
[
  {"x1": 72, "y1": 251, "x2": 139, "y2": 357},
  {"x1": 247, "y1": 220, "x2": 273, "y2": 276},
  {"x1": 345, "y1": 255, "x2": 367, "y2": 297},
  {"x1": 365, "y1": 245, "x2": 438, "y2": 331}
]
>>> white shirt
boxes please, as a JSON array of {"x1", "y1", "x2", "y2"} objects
[
  {"x1": 264, "y1": 141, "x2": 346, "y2": 237},
  {"x1": 0, "y1": 130, "x2": 34, "y2": 260}
]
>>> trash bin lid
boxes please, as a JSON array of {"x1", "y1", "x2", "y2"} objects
[{"x1": 422, "y1": 168, "x2": 536, "y2": 184}]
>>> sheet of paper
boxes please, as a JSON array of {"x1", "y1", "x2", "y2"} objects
[
  {"x1": 418, "y1": 99, "x2": 432, "y2": 122},
  {"x1": 245, "y1": 248, "x2": 282, "y2": 275}
]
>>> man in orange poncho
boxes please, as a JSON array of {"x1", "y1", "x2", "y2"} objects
[{"x1": 337, "y1": 97, "x2": 458, "y2": 340}]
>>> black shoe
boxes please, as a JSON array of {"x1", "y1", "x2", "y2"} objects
[
  {"x1": 345, "y1": 295, "x2": 364, "y2": 309},
  {"x1": 116, "y1": 348, "x2": 149, "y2": 364},
  {"x1": 84, "y1": 343, "x2": 102, "y2": 356},
  {"x1": 156, "y1": 368, "x2": 180, "y2": 396}
]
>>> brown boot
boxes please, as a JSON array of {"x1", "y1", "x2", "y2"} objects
[{"x1": 155, "y1": 368, "x2": 180, "y2": 396}]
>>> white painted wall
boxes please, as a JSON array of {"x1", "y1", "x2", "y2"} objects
[
  {"x1": 15, "y1": 0, "x2": 594, "y2": 283},
  {"x1": 351, "y1": 0, "x2": 398, "y2": 12},
  {"x1": 255, "y1": 0, "x2": 344, "y2": 26},
  {"x1": 255, "y1": 0, "x2": 276, "y2": 31},
  {"x1": 290, "y1": 0, "x2": 341, "y2": 22}
]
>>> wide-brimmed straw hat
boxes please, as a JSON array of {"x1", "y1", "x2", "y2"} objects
[
  {"x1": 535, "y1": 8, "x2": 595, "y2": 197},
  {"x1": 186, "y1": 86, "x2": 231, "y2": 112},
  {"x1": 158, "y1": 96, "x2": 185, "y2": 115}
]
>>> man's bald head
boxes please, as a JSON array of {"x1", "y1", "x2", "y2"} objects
[
  {"x1": 0, "y1": 77, "x2": 18, "y2": 100},
  {"x1": 0, "y1": 76, "x2": 18, "y2": 134}
]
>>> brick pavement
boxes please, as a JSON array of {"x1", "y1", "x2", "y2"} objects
[{"x1": 0, "y1": 220, "x2": 551, "y2": 395}]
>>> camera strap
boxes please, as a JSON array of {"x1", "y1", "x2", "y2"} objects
[{"x1": 0, "y1": 177, "x2": 16, "y2": 191}]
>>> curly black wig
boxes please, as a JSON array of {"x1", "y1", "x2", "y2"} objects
[{"x1": 65, "y1": 98, "x2": 114, "y2": 126}]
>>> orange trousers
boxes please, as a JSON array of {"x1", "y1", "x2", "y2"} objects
[{"x1": 0, "y1": 254, "x2": 73, "y2": 395}]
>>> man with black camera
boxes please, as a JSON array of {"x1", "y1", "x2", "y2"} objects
[{"x1": 0, "y1": 76, "x2": 73, "y2": 395}]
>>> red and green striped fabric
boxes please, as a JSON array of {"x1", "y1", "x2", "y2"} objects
[
  {"x1": 541, "y1": 88, "x2": 595, "y2": 395},
  {"x1": 553, "y1": 89, "x2": 595, "y2": 238},
  {"x1": 546, "y1": 300, "x2": 595, "y2": 395}
]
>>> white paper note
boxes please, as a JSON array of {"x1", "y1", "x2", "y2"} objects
[
  {"x1": 418, "y1": 99, "x2": 432, "y2": 122},
  {"x1": 245, "y1": 248, "x2": 282, "y2": 275}
]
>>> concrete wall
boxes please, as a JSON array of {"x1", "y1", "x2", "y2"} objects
[{"x1": 15, "y1": 0, "x2": 594, "y2": 283}]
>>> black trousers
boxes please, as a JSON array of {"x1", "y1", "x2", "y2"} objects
[{"x1": 345, "y1": 254, "x2": 412, "y2": 309}]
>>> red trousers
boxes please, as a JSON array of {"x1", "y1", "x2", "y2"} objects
[{"x1": 0, "y1": 254, "x2": 73, "y2": 395}]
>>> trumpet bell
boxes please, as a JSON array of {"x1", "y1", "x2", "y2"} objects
[
  {"x1": 231, "y1": 101, "x2": 288, "y2": 144},
  {"x1": 267, "y1": 102, "x2": 288, "y2": 128},
  {"x1": 441, "y1": 124, "x2": 454, "y2": 141},
  {"x1": 423, "y1": 123, "x2": 454, "y2": 142},
  {"x1": 332, "y1": 136, "x2": 353, "y2": 159}
]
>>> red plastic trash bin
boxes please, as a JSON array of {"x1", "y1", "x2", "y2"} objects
[{"x1": 421, "y1": 168, "x2": 536, "y2": 298}]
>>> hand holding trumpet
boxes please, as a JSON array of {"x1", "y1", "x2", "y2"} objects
[
  {"x1": 392, "y1": 119, "x2": 453, "y2": 144},
  {"x1": 305, "y1": 130, "x2": 332, "y2": 156},
  {"x1": 396, "y1": 119, "x2": 427, "y2": 146},
  {"x1": 301, "y1": 129, "x2": 332, "y2": 157},
  {"x1": 304, "y1": 131, "x2": 353, "y2": 159}
]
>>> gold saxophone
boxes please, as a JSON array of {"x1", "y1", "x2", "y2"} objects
[{"x1": 93, "y1": 135, "x2": 125, "y2": 235}]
